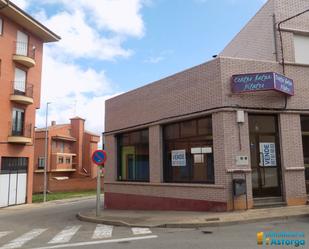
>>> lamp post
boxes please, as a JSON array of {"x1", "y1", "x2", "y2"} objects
[{"x1": 43, "y1": 102, "x2": 51, "y2": 203}]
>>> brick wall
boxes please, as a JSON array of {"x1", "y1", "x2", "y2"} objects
[
  {"x1": 279, "y1": 114, "x2": 307, "y2": 205},
  {"x1": 220, "y1": 0, "x2": 276, "y2": 61},
  {"x1": 104, "y1": 0, "x2": 309, "y2": 211},
  {"x1": 149, "y1": 125, "x2": 163, "y2": 183},
  {"x1": 105, "y1": 59, "x2": 222, "y2": 132},
  {"x1": 0, "y1": 12, "x2": 44, "y2": 204},
  {"x1": 33, "y1": 173, "x2": 103, "y2": 193}
]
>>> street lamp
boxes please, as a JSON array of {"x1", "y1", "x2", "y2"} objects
[{"x1": 43, "y1": 102, "x2": 51, "y2": 202}]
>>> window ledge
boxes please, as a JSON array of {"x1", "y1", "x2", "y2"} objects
[
  {"x1": 226, "y1": 168, "x2": 251, "y2": 173},
  {"x1": 282, "y1": 61, "x2": 309, "y2": 67},
  {"x1": 34, "y1": 169, "x2": 44, "y2": 173},
  {"x1": 279, "y1": 27, "x2": 309, "y2": 36},
  {"x1": 105, "y1": 181, "x2": 225, "y2": 189},
  {"x1": 284, "y1": 167, "x2": 305, "y2": 171}
]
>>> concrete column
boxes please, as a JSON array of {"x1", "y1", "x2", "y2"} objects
[
  {"x1": 149, "y1": 125, "x2": 163, "y2": 183},
  {"x1": 104, "y1": 134, "x2": 117, "y2": 182},
  {"x1": 279, "y1": 113, "x2": 307, "y2": 206},
  {"x1": 212, "y1": 112, "x2": 228, "y2": 187}
]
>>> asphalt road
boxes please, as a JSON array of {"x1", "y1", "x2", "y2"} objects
[{"x1": 0, "y1": 197, "x2": 308, "y2": 249}]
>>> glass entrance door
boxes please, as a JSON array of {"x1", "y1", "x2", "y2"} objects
[{"x1": 249, "y1": 115, "x2": 282, "y2": 197}]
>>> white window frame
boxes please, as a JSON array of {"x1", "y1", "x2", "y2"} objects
[
  {"x1": 65, "y1": 157, "x2": 71, "y2": 164},
  {"x1": 12, "y1": 108, "x2": 25, "y2": 135},
  {"x1": 60, "y1": 142, "x2": 64, "y2": 153},
  {"x1": 14, "y1": 67, "x2": 27, "y2": 93},
  {"x1": 294, "y1": 34, "x2": 309, "y2": 65},
  {"x1": 16, "y1": 30, "x2": 29, "y2": 56},
  {"x1": 57, "y1": 156, "x2": 64, "y2": 164},
  {"x1": 38, "y1": 157, "x2": 45, "y2": 169}
]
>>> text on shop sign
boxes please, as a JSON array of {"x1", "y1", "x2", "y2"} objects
[{"x1": 232, "y1": 72, "x2": 294, "y2": 96}]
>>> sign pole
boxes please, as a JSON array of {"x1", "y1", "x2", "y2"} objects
[
  {"x1": 92, "y1": 149, "x2": 107, "y2": 217},
  {"x1": 96, "y1": 166, "x2": 101, "y2": 217}
]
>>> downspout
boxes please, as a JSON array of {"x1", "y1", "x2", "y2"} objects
[
  {"x1": 273, "y1": 14, "x2": 279, "y2": 62},
  {"x1": 277, "y1": 8, "x2": 309, "y2": 109}
]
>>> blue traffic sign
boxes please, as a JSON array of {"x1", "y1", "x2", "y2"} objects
[{"x1": 92, "y1": 150, "x2": 107, "y2": 166}]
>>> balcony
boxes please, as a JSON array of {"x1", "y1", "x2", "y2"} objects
[
  {"x1": 51, "y1": 153, "x2": 77, "y2": 172},
  {"x1": 12, "y1": 42, "x2": 36, "y2": 68},
  {"x1": 8, "y1": 123, "x2": 33, "y2": 144},
  {"x1": 10, "y1": 82, "x2": 34, "y2": 105}
]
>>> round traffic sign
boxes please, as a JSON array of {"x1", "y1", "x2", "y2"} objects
[{"x1": 92, "y1": 150, "x2": 107, "y2": 166}]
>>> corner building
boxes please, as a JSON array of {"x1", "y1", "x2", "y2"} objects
[
  {"x1": 104, "y1": 0, "x2": 309, "y2": 211},
  {"x1": 0, "y1": 1, "x2": 59, "y2": 207}
]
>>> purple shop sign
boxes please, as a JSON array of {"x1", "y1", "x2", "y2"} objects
[{"x1": 232, "y1": 72, "x2": 294, "y2": 96}]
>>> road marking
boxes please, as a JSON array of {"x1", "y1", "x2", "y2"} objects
[
  {"x1": 92, "y1": 224, "x2": 113, "y2": 239},
  {"x1": 48, "y1": 226, "x2": 81, "y2": 244},
  {"x1": 32, "y1": 235, "x2": 158, "y2": 249},
  {"x1": 0, "y1": 231, "x2": 12, "y2": 239},
  {"x1": 0, "y1": 228, "x2": 47, "y2": 249},
  {"x1": 131, "y1": 227, "x2": 152, "y2": 235}
]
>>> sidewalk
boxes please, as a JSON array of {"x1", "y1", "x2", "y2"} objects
[
  {"x1": 77, "y1": 205, "x2": 309, "y2": 228},
  {"x1": 0, "y1": 195, "x2": 97, "y2": 212}
]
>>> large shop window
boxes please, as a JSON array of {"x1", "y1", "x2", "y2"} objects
[
  {"x1": 300, "y1": 116, "x2": 309, "y2": 193},
  {"x1": 163, "y1": 116, "x2": 214, "y2": 183},
  {"x1": 117, "y1": 129, "x2": 149, "y2": 182}
]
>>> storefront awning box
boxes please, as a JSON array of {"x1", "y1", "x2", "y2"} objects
[{"x1": 232, "y1": 72, "x2": 294, "y2": 96}]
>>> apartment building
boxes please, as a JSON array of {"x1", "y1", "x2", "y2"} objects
[
  {"x1": 33, "y1": 117, "x2": 100, "y2": 193},
  {"x1": 0, "y1": 1, "x2": 59, "y2": 208},
  {"x1": 104, "y1": 0, "x2": 309, "y2": 211}
]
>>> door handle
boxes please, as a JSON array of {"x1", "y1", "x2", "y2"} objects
[
  {"x1": 259, "y1": 152, "x2": 266, "y2": 186},
  {"x1": 259, "y1": 152, "x2": 264, "y2": 167},
  {"x1": 262, "y1": 167, "x2": 266, "y2": 186}
]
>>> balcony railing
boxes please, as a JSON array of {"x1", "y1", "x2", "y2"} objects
[
  {"x1": 12, "y1": 81, "x2": 34, "y2": 98},
  {"x1": 14, "y1": 41, "x2": 35, "y2": 59},
  {"x1": 9, "y1": 122, "x2": 32, "y2": 138}
]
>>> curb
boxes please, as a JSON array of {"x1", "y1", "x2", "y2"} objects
[
  {"x1": 45, "y1": 195, "x2": 97, "y2": 205},
  {"x1": 77, "y1": 211, "x2": 309, "y2": 228}
]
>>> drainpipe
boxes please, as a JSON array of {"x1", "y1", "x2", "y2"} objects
[
  {"x1": 277, "y1": 8, "x2": 309, "y2": 109},
  {"x1": 273, "y1": 14, "x2": 279, "y2": 62},
  {"x1": 278, "y1": 8, "x2": 309, "y2": 75}
]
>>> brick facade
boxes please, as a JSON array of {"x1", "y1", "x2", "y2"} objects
[
  {"x1": 33, "y1": 117, "x2": 100, "y2": 193},
  {"x1": 0, "y1": 2, "x2": 59, "y2": 206},
  {"x1": 104, "y1": 0, "x2": 309, "y2": 211},
  {"x1": 33, "y1": 173, "x2": 103, "y2": 193}
]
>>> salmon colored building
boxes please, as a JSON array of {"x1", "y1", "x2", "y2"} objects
[
  {"x1": 0, "y1": 1, "x2": 59, "y2": 208},
  {"x1": 104, "y1": 0, "x2": 309, "y2": 212},
  {"x1": 33, "y1": 117, "x2": 101, "y2": 193}
]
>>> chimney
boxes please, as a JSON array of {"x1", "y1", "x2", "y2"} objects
[
  {"x1": 70, "y1": 117, "x2": 85, "y2": 174},
  {"x1": 51, "y1": 121, "x2": 56, "y2": 126}
]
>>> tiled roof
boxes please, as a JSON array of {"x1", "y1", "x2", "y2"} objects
[{"x1": 35, "y1": 124, "x2": 69, "y2": 132}]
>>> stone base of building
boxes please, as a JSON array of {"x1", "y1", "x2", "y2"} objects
[
  {"x1": 104, "y1": 192, "x2": 227, "y2": 212},
  {"x1": 286, "y1": 197, "x2": 307, "y2": 206},
  {"x1": 227, "y1": 198, "x2": 254, "y2": 211}
]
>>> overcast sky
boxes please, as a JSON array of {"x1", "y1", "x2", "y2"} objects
[{"x1": 13, "y1": 0, "x2": 265, "y2": 138}]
